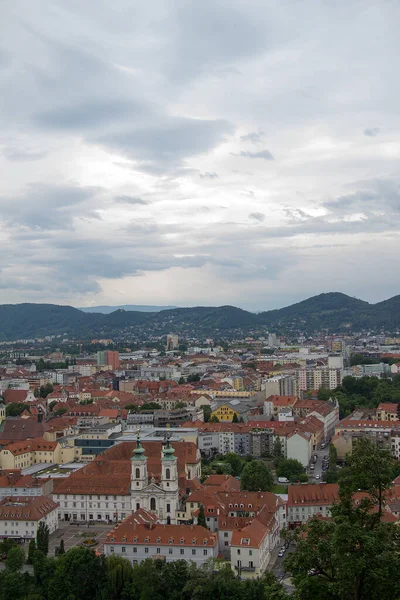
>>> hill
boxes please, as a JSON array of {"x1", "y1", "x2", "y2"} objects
[
  {"x1": 0, "y1": 292, "x2": 398, "y2": 340},
  {"x1": 78, "y1": 304, "x2": 177, "y2": 314}
]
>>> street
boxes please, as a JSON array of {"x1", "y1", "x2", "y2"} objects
[{"x1": 308, "y1": 446, "x2": 329, "y2": 482}]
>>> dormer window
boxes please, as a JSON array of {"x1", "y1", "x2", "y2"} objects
[{"x1": 180, "y1": 538, "x2": 184, "y2": 544}]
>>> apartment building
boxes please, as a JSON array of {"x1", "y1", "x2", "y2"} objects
[
  {"x1": 104, "y1": 518, "x2": 218, "y2": 567},
  {"x1": 0, "y1": 496, "x2": 59, "y2": 540},
  {"x1": 287, "y1": 484, "x2": 339, "y2": 526}
]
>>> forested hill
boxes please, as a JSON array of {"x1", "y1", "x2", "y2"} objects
[{"x1": 0, "y1": 292, "x2": 399, "y2": 340}]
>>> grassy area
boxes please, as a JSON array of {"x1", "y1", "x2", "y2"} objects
[{"x1": 272, "y1": 484, "x2": 288, "y2": 494}]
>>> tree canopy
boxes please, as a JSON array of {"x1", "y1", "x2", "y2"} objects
[
  {"x1": 285, "y1": 438, "x2": 400, "y2": 600},
  {"x1": 240, "y1": 460, "x2": 273, "y2": 492}
]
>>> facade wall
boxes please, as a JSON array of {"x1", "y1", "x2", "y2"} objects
[{"x1": 104, "y1": 541, "x2": 218, "y2": 566}]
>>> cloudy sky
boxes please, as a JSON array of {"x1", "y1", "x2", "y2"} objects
[{"x1": 1, "y1": 1, "x2": 399, "y2": 311}]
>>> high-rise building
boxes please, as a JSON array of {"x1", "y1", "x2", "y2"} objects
[
  {"x1": 166, "y1": 334, "x2": 179, "y2": 351},
  {"x1": 97, "y1": 350, "x2": 120, "y2": 370},
  {"x1": 105, "y1": 351, "x2": 120, "y2": 370}
]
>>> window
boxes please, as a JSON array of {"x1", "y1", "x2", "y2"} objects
[
  {"x1": 180, "y1": 549, "x2": 184, "y2": 555},
  {"x1": 237, "y1": 549, "x2": 241, "y2": 555},
  {"x1": 110, "y1": 547, "x2": 114, "y2": 553},
  {"x1": 156, "y1": 548, "x2": 161, "y2": 554},
  {"x1": 135, "y1": 468, "x2": 140, "y2": 479},
  {"x1": 166, "y1": 504, "x2": 171, "y2": 513},
  {"x1": 224, "y1": 532, "x2": 228, "y2": 538},
  {"x1": 169, "y1": 548, "x2": 173, "y2": 554},
  {"x1": 249, "y1": 550, "x2": 252, "y2": 556},
  {"x1": 122, "y1": 547, "x2": 126, "y2": 553},
  {"x1": 166, "y1": 468, "x2": 170, "y2": 480},
  {"x1": 145, "y1": 548, "x2": 149, "y2": 554},
  {"x1": 192, "y1": 549, "x2": 196, "y2": 555},
  {"x1": 203, "y1": 549, "x2": 208, "y2": 556},
  {"x1": 150, "y1": 498, "x2": 156, "y2": 511},
  {"x1": 133, "y1": 547, "x2": 137, "y2": 553}
]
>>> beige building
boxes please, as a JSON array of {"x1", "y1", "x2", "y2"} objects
[{"x1": 0, "y1": 438, "x2": 76, "y2": 470}]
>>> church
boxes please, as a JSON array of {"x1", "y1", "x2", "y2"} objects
[
  {"x1": 130, "y1": 432, "x2": 180, "y2": 523},
  {"x1": 54, "y1": 435, "x2": 201, "y2": 523}
]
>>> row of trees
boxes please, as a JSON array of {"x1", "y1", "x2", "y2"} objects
[{"x1": 319, "y1": 375, "x2": 400, "y2": 418}]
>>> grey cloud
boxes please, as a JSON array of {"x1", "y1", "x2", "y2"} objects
[
  {"x1": 93, "y1": 117, "x2": 233, "y2": 166},
  {"x1": 237, "y1": 149, "x2": 274, "y2": 160},
  {"x1": 200, "y1": 172, "x2": 218, "y2": 179},
  {"x1": 364, "y1": 127, "x2": 380, "y2": 137},
  {"x1": 240, "y1": 131, "x2": 266, "y2": 144},
  {"x1": 115, "y1": 195, "x2": 148, "y2": 205},
  {"x1": 35, "y1": 99, "x2": 148, "y2": 131},
  {"x1": 3, "y1": 148, "x2": 47, "y2": 162},
  {"x1": 322, "y1": 179, "x2": 400, "y2": 215},
  {"x1": 0, "y1": 183, "x2": 102, "y2": 230},
  {"x1": 249, "y1": 212, "x2": 265, "y2": 222}
]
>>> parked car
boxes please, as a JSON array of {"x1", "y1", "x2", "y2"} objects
[
  {"x1": 315, "y1": 474, "x2": 321, "y2": 479},
  {"x1": 278, "y1": 477, "x2": 290, "y2": 483},
  {"x1": 278, "y1": 550, "x2": 285, "y2": 558}
]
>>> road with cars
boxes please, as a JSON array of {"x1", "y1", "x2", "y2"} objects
[{"x1": 308, "y1": 444, "x2": 330, "y2": 482}]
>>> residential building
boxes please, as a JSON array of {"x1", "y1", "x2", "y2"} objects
[
  {"x1": 0, "y1": 496, "x2": 59, "y2": 540},
  {"x1": 287, "y1": 484, "x2": 339, "y2": 526},
  {"x1": 264, "y1": 395, "x2": 297, "y2": 419},
  {"x1": 0, "y1": 471, "x2": 53, "y2": 500},
  {"x1": 377, "y1": 403, "x2": 398, "y2": 421},
  {"x1": 166, "y1": 335, "x2": 179, "y2": 351},
  {"x1": 0, "y1": 438, "x2": 76, "y2": 470},
  {"x1": 104, "y1": 517, "x2": 218, "y2": 567},
  {"x1": 211, "y1": 404, "x2": 239, "y2": 422}
]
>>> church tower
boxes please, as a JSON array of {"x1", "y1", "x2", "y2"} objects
[
  {"x1": 130, "y1": 433, "x2": 148, "y2": 510},
  {"x1": 160, "y1": 430, "x2": 179, "y2": 523}
]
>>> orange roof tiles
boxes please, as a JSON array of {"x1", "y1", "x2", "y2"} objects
[
  {"x1": 105, "y1": 518, "x2": 217, "y2": 547},
  {"x1": 288, "y1": 483, "x2": 339, "y2": 507},
  {"x1": 0, "y1": 496, "x2": 58, "y2": 521}
]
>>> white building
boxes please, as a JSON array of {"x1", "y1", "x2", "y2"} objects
[
  {"x1": 104, "y1": 517, "x2": 218, "y2": 567},
  {"x1": 286, "y1": 431, "x2": 313, "y2": 467},
  {"x1": 0, "y1": 496, "x2": 58, "y2": 540}
]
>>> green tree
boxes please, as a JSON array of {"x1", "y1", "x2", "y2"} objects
[
  {"x1": 140, "y1": 402, "x2": 162, "y2": 411},
  {"x1": 47, "y1": 547, "x2": 107, "y2": 600},
  {"x1": 5, "y1": 546, "x2": 25, "y2": 572},
  {"x1": 36, "y1": 522, "x2": 49, "y2": 556},
  {"x1": 273, "y1": 437, "x2": 282, "y2": 464},
  {"x1": 187, "y1": 373, "x2": 201, "y2": 383},
  {"x1": 240, "y1": 460, "x2": 273, "y2": 492},
  {"x1": 40, "y1": 383, "x2": 54, "y2": 398},
  {"x1": 105, "y1": 555, "x2": 133, "y2": 600},
  {"x1": 175, "y1": 401, "x2": 186, "y2": 409},
  {"x1": 318, "y1": 387, "x2": 331, "y2": 401},
  {"x1": 197, "y1": 504, "x2": 207, "y2": 528},
  {"x1": 232, "y1": 412, "x2": 239, "y2": 423},
  {"x1": 6, "y1": 403, "x2": 29, "y2": 417},
  {"x1": 178, "y1": 376, "x2": 186, "y2": 385},
  {"x1": 209, "y1": 415, "x2": 220, "y2": 423},
  {"x1": 285, "y1": 438, "x2": 400, "y2": 600},
  {"x1": 48, "y1": 400, "x2": 57, "y2": 412},
  {"x1": 27, "y1": 539, "x2": 36, "y2": 564},
  {"x1": 276, "y1": 458, "x2": 305, "y2": 481},
  {"x1": 202, "y1": 405, "x2": 212, "y2": 422},
  {"x1": 223, "y1": 452, "x2": 244, "y2": 477}
]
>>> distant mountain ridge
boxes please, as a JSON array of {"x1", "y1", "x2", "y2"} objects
[
  {"x1": 78, "y1": 305, "x2": 177, "y2": 314},
  {"x1": 0, "y1": 292, "x2": 398, "y2": 341}
]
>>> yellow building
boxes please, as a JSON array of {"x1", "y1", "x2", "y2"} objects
[
  {"x1": 211, "y1": 404, "x2": 239, "y2": 422},
  {"x1": 0, "y1": 403, "x2": 5, "y2": 426},
  {"x1": 0, "y1": 437, "x2": 77, "y2": 470}
]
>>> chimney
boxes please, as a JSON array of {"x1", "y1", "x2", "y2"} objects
[{"x1": 37, "y1": 412, "x2": 43, "y2": 423}]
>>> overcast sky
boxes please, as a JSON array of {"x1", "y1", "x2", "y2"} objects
[{"x1": 1, "y1": 1, "x2": 399, "y2": 311}]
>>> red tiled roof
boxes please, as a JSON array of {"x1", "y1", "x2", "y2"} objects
[
  {"x1": 105, "y1": 518, "x2": 217, "y2": 547},
  {"x1": 0, "y1": 496, "x2": 58, "y2": 521},
  {"x1": 288, "y1": 483, "x2": 339, "y2": 507}
]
